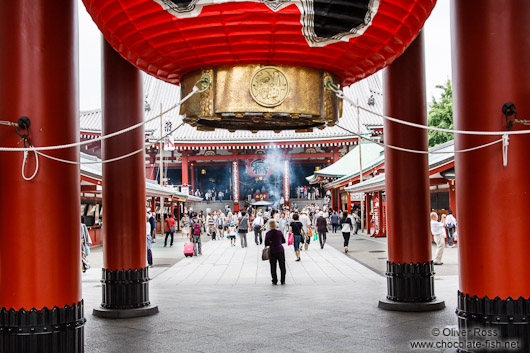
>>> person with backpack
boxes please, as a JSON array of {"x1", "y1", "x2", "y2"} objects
[
  {"x1": 164, "y1": 214, "x2": 176, "y2": 247},
  {"x1": 190, "y1": 215, "x2": 203, "y2": 256},
  {"x1": 238, "y1": 210, "x2": 250, "y2": 248}
]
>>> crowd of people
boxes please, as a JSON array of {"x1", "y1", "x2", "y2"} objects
[
  {"x1": 83, "y1": 205, "x2": 457, "y2": 282},
  {"x1": 161, "y1": 204, "x2": 363, "y2": 284}
]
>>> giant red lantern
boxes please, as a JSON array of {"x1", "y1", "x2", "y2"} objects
[{"x1": 83, "y1": 0, "x2": 437, "y2": 131}]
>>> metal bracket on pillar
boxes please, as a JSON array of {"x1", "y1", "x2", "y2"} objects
[{"x1": 502, "y1": 102, "x2": 517, "y2": 131}]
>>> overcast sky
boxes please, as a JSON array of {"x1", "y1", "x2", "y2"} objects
[{"x1": 78, "y1": 0, "x2": 452, "y2": 111}]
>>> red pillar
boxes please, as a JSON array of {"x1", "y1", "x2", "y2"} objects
[
  {"x1": 448, "y1": 180, "x2": 456, "y2": 217},
  {"x1": 332, "y1": 147, "x2": 340, "y2": 162},
  {"x1": 181, "y1": 150, "x2": 189, "y2": 186},
  {"x1": 346, "y1": 192, "x2": 352, "y2": 212},
  {"x1": 365, "y1": 194, "x2": 372, "y2": 234},
  {"x1": 373, "y1": 191, "x2": 386, "y2": 238},
  {"x1": 452, "y1": 0, "x2": 530, "y2": 348},
  {"x1": 94, "y1": 41, "x2": 157, "y2": 317},
  {"x1": 176, "y1": 202, "x2": 181, "y2": 231},
  {"x1": 379, "y1": 32, "x2": 444, "y2": 310},
  {"x1": 190, "y1": 163, "x2": 196, "y2": 193},
  {"x1": 0, "y1": 0, "x2": 85, "y2": 350}
]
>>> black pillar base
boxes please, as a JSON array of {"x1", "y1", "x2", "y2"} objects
[
  {"x1": 0, "y1": 301, "x2": 85, "y2": 353},
  {"x1": 378, "y1": 297, "x2": 445, "y2": 312},
  {"x1": 379, "y1": 261, "x2": 445, "y2": 312},
  {"x1": 455, "y1": 291, "x2": 530, "y2": 353},
  {"x1": 94, "y1": 267, "x2": 158, "y2": 319},
  {"x1": 93, "y1": 305, "x2": 159, "y2": 319}
]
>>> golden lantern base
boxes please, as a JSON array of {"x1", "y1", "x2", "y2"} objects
[{"x1": 180, "y1": 65, "x2": 341, "y2": 132}]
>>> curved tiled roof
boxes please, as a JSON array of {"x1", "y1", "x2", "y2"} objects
[
  {"x1": 343, "y1": 140, "x2": 456, "y2": 193},
  {"x1": 80, "y1": 72, "x2": 383, "y2": 144}
]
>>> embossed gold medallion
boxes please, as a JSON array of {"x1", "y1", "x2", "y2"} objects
[
  {"x1": 180, "y1": 64, "x2": 340, "y2": 131},
  {"x1": 250, "y1": 67, "x2": 289, "y2": 107}
]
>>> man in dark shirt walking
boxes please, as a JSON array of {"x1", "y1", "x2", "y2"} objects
[{"x1": 316, "y1": 212, "x2": 329, "y2": 249}]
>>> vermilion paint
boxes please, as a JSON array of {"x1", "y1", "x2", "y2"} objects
[
  {"x1": 0, "y1": 0, "x2": 81, "y2": 310},
  {"x1": 452, "y1": 0, "x2": 530, "y2": 299},
  {"x1": 81, "y1": 0, "x2": 436, "y2": 86},
  {"x1": 384, "y1": 32, "x2": 432, "y2": 264},
  {"x1": 102, "y1": 41, "x2": 147, "y2": 271}
]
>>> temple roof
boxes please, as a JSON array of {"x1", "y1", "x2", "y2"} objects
[
  {"x1": 80, "y1": 153, "x2": 202, "y2": 201},
  {"x1": 80, "y1": 73, "x2": 384, "y2": 146},
  {"x1": 306, "y1": 142, "x2": 384, "y2": 184},
  {"x1": 344, "y1": 140, "x2": 455, "y2": 193}
]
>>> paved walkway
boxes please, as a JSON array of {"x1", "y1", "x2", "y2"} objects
[{"x1": 83, "y1": 232, "x2": 459, "y2": 353}]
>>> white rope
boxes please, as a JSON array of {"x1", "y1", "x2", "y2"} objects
[
  {"x1": 37, "y1": 148, "x2": 144, "y2": 165},
  {"x1": 502, "y1": 134, "x2": 509, "y2": 167},
  {"x1": 22, "y1": 148, "x2": 39, "y2": 181},
  {"x1": 338, "y1": 90, "x2": 530, "y2": 136},
  {"x1": 335, "y1": 124, "x2": 504, "y2": 155},
  {"x1": 37, "y1": 122, "x2": 185, "y2": 165},
  {"x1": 0, "y1": 121, "x2": 18, "y2": 127},
  {"x1": 0, "y1": 86, "x2": 199, "y2": 153}
]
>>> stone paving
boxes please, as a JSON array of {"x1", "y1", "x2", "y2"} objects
[{"x1": 83, "y1": 232, "x2": 459, "y2": 353}]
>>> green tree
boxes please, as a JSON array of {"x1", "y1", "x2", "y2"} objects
[{"x1": 428, "y1": 79, "x2": 453, "y2": 147}]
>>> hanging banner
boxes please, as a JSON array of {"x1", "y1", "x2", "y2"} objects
[
  {"x1": 283, "y1": 160, "x2": 290, "y2": 203},
  {"x1": 233, "y1": 161, "x2": 239, "y2": 204},
  {"x1": 246, "y1": 159, "x2": 273, "y2": 177},
  {"x1": 163, "y1": 119, "x2": 175, "y2": 151}
]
